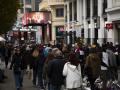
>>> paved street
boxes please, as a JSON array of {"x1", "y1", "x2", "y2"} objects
[{"x1": 0, "y1": 62, "x2": 37, "y2": 90}]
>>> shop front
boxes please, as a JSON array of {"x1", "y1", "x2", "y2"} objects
[
  {"x1": 56, "y1": 26, "x2": 65, "y2": 44},
  {"x1": 106, "y1": 5, "x2": 120, "y2": 44}
]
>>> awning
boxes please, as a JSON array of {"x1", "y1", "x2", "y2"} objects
[{"x1": 0, "y1": 36, "x2": 6, "y2": 41}]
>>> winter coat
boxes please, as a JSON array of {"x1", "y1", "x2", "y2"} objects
[
  {"x1": 47, "y1": 56, "x2": 65, "y2": 85},
  {"x1": 10, "y1": 53, "x2": 23, "y2": 74},
  {"x1": 21, "y1": 51, "x2": 32, "y2": 70},
  {"x1": 63, "y1": 62, "x2": 82, "y2": 89}
]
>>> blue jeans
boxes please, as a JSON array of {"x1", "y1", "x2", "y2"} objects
[
  {"x1": 44, "y1": 80, "x2": 50, "y2": 90},
  {"x1": 32, "y1": 69, "x2": 37, "y2": 85},
  {"x1": 14, "y1": 72, "x2": 22, "y2": 89},
  {"x1": 38, "y1": 70, "x2": 44, "y2": 88},
  {"x1": 50, "y1": 84, "x2": 61, "y2": 90}
]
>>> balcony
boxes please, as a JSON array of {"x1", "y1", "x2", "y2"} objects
[{"x1": 48, "y1": 0, "x2": 65, "y2": 6}]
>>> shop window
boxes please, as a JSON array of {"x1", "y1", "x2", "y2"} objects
[{"x1": 56, "y1": 26, "x2": 64, "y2": 43}]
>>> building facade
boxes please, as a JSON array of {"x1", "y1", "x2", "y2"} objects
[
  {"x1": 65, "y1": 0, "x2": 108, "y2": 46},
  {"x1": 39, "y1": 0, "x2": 120, "y2": 45},
  {"x1": 12, "y1": 0, "x2": 42, "y2": 44},
  {"x1": 106, "y1": 0, "x2": 120, "y2": 44},
  {"x1": 39, "y1": 0, "x2": 65, "y2": 44}
]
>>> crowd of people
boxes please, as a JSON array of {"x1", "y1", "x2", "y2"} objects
[{"x1": 0, "y1": 42, "x2": 120, "y2": 90}]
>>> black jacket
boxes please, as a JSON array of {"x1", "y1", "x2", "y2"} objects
[
  {"x1": 47, "y1": 56, "x2": 65, "y2": 85},
  {"x1": 10, "y1": 53, "x2": 24, "y2": 73}
]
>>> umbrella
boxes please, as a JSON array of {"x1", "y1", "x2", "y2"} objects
[{"x1": 0, "y1": 36, "x2": 6, "y2": 41}]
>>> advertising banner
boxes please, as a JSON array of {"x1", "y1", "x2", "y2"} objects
[{"x1": 22, "y1": 11, "x2": 51, "y2": 26}]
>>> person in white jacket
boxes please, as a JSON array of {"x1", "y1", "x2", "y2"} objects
[{"x1": 63, "y1": 53, "x2": 82, "y2": 90}]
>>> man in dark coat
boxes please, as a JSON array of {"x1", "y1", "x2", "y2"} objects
[
  {"x1": 10, "y1": 48, "x2": 23, "y2": 90},
  {"x1": 47, "y1": 49, "x2": 65, "y2": 90}
]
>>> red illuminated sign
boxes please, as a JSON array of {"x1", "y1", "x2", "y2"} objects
[{"x1": 106, "y1": 23, "x2": 113, "y2": 29}]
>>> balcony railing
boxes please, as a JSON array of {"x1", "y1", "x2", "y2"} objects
[{"x1": 48, "y1": 0, "x2": 65, "y2": 5}]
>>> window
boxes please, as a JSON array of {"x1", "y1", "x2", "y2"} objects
[
  {"x1": 74, "y1": 0, "x2": 77, "y2": 21},
  {"x1": 103, "y1": 0, "x2": 107, "y2": 14},
  {"x1": 56, "y1": 8, "x2": 64, "y2": 17},
  {"x1": 65, "y1": 5, "x2": 67, "y2": 22},
  {"x1": 35, "y1": 0, "x2": 41, "y2": 11},
  {"x1": 81, "y1": 29, "x2": 84, "y2": 38},
  {"x1": 86, "y1": 0, "x2": 90, "y2": 18},
  {"x1": 93, "y1": 0, "x2": 98, "y2": 17},
  {"x1": 26, "y1": 0, "x2": 31, "y2": 4},
  {"x1": 25, "y1": 8, "x2": 32, "y2": 12},
  {"x1": 35, "y1": 4, "x2": 39, "y2": 11},
  {"x1": 69, "y1": 2, "x2": 72, "y2": 21}
]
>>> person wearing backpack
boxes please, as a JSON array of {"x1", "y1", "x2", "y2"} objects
[{"x1": 10, "y1": 48, "x2": 23, "y2": 90}]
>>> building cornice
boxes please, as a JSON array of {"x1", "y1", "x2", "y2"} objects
[{"x1": 106, "y1": 6, "x2": 120, "y2": 13}]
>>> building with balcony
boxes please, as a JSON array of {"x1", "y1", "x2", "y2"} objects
[
  {"x1": 106, "y1": 0, "x2": 120, "y2": 44},
  {"x1": 39, "y1": 0, "x2": 119, "y2": 45},
  {"x1": 39, "y1": 0, "x2": 65, "y2": 44}
]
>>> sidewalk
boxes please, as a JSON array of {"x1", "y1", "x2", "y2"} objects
[{"x1": 0, "y1": 62, "x2": 37, "y2": 90}]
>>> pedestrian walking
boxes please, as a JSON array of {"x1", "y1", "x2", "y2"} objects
[
  {"x1": 84, "y1": 47, "x2": 101, "y2": 90},
  {"x1": 107, "y1": 45, "x2": 117, "y2": 80},
  {"x1": 100, "y1": 47, "x2": 109, "y2": 90},
  {"x1": 47, "y1": 49, "x2": 65, "y2": 90},
  {"x1": 31, "y1": 47, "x2": 39, "y2": 86},
  {"x1": 37, "y1": 46, "x2": 45, "y2": 89},
  {"x1": 10, "y1": 48, "x2": 23, "y2": 90},
  {"x1": 63, "y1": 53, "x2": 82, "y2": 90},
  {"x1": 43, "y1": 51, "x2": 54, "y2": 90}
]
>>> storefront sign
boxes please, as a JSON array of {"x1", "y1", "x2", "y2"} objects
[{"x1": 105, "y1": 23, "x2": 113, "y2": 29}]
